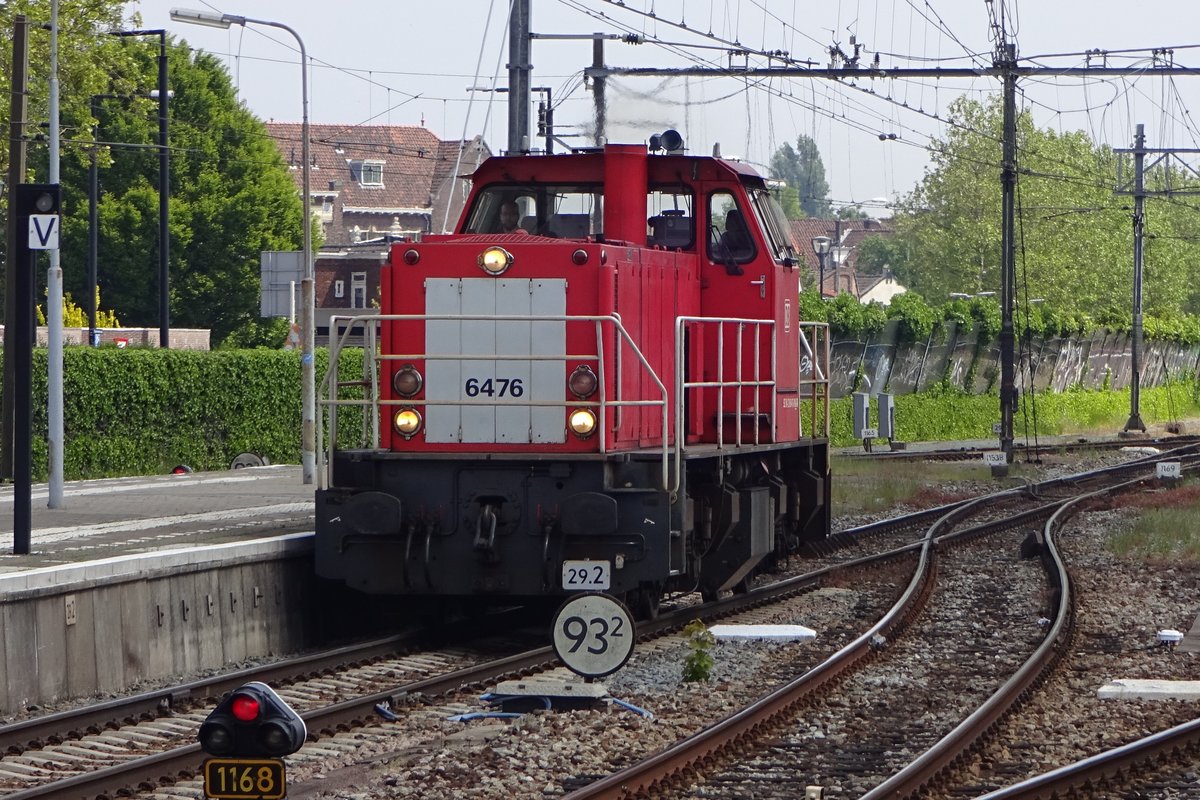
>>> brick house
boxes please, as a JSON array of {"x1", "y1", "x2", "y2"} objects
[
  {"x1": 788, "y1": 217, "x2": 897, "y2": 299},
  {"x1": 265, "y1": 123, "x2": 490, "y2": 336}
]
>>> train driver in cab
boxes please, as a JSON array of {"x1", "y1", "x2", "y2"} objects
[{"x1": 497, "y1": 200, "x2": 527, "y2": 234}]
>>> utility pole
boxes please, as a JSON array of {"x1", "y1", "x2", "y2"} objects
[
  {"x1": 1112, "y1": 127, "x2": 1200, "y2": 433},
  {"x1": 507, "y1": 0, "x2": 532, "y2": 153},
  {"x1": 998, "y1": 41, "x2": 1019, "y2": 460},
  {"x1": 48, "y1": 0, "x2": 63, "y2": 508},
  {"x1": 2, "y1": 16, "x2": 29, "y2": 483},
  {"x1": 1124, "y1": 124, "x2": 1147, "y2": 434},
  {"x1": 592, "y1": 58, "x2": 1200, "y2": 457},
  {"x1": 592, "y1": 36, "x2": 606, "y2": 145}
]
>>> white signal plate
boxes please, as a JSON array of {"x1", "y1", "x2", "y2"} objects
[
  {"x1": 983, "y1": 451, "x2": 1007, "y2": 467},
  {"x1": 551, "y1": 593, "x2": 635, "y2": 679},
  {"x1": 861, "y1": 427, "x2": 878, "y2": 439},
  {"x1": 562, "y1": 560, "x2": 610, "y2": 591},
  {"x1": 1157, "y1": 461, "x2": 1181, "y2": 479}
]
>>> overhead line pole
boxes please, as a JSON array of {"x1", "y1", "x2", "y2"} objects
[
  {"x1": 591, "y1": 59, "x2": 1200, "y2": 457},
  {"x1": 1, "y1": 16, "x2": 30, "y2": 484},
  {"x1": 1112, "y1": 132, "x2": 1200, "y2": 433},
  {"x1": 507, "y1": 0, "x2": 532, "y2": 153},
  {"x1": 998, "y1": 42, "x2": 1018, "y2": 460},
  {"x1": 1125, "y1": 124, "x2": 1147, "y2": 434}
]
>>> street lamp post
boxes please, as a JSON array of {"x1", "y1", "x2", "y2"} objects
[
  {"x1": 171, "y1": 8, "x2": 315, "y2": 485},
  {"x1": 110, "y1": 29, "x2": 169, "y2": 348},
  {"x1": 811, "y1": 235, "x2": 831, "y2": 296},
  {"x1": 89, "y1": 89, "x2": 172, "y2": 347}
]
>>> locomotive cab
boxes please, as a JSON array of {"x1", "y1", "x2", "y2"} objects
[{"x1": 316, "y1": 134, "x2": 830, "y2": 613}]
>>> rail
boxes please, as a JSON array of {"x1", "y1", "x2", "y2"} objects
[{"x1": 319, "y1": 313, "x2": 669, "y2": 491}]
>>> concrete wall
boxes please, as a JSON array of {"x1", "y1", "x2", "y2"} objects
[
  {"x1": 5, "y1": 326, "x2": 213, "y2": 350},
  {"x1": 831, "y1": 326, "x2": 1200, "y2": 398},
  {"x1": 0, "y1": 536, "x2": 320, "y2": 713}
]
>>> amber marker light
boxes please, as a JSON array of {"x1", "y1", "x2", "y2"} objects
[
  {"x1": 478, "y1": 247, "x2": 513, "y2": 275},
  {"x1": 393, "y1": 408, "x2": 423, "y2": 437},
  {"x1": 568, "y1": 408, "x2": 597, "y2": 438}
]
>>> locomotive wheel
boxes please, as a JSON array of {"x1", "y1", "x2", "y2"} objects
[{"x1": 628, "y1": 584, "x2": 661, "y2": 621}]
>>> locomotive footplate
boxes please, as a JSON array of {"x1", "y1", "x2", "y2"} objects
[{"x1": 315, "y1": 456, "x2": 673, "y2": 597}]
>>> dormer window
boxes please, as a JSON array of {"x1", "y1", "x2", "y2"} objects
[{"x1": 349, "y1": 159, "x2": 384, "y2": 186}]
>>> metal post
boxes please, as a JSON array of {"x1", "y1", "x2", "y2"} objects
[
  {"x1": 157, "y1": 32, "x2": 170, "y2": 348},
  {"x1": 88, "y1": 99, "x2": 99, "y2": 346},
  {"x1": 2, "y1": 16, "x2": 30, "y2": 483},
  {"x1": 1124, "y1": 123, "x2": 1147, "y2": 432},
  {"x1": 998, "y1": 43, "x2": 1018, "y2": 460},
  {"x1": 592, "y1": 35, "x2": 605, "y2": 145},
  {"x1": 48, "y1": 0, "x2": 64, "y2": 508},
  {"x1": 508, "y1": 0, "x2": 532, "y2": 153}
]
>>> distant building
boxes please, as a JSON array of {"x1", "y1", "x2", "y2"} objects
[
  {"x1": 788, "y1": 217, "x2": 898, "y2": 300},
  {"x1": 858, "y1": 267, "x2": 907, "y2": 306},
  {"x1": 264, "y1": 123, "x2": 491, "y2": 337}
]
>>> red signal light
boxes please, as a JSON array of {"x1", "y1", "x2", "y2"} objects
[{"x1": 231, "y1": 694, "x2": 261, "y2": 722}]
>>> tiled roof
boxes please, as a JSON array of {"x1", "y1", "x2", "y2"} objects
[
  {"x1": 265, "y1": 122, "x2": 474, "y2": 210},
  {"x1": 788, "y1": 217, "x2": 895, "y2": 296}
]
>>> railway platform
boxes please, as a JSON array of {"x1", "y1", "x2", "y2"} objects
[
  {"x1": 0, "y1": 465, "x2": 313, "y2": 576},
  {"x1": 0, "y1": 466, "x2": 319, "y2": 714}
]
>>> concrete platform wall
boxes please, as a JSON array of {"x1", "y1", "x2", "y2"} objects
[{"x1": 0, "y1": 537, "x2": 320, "y2": 714}]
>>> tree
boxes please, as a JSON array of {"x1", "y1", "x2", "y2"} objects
[
  {"x1": 0, "y1": 1, "x2": 143, "y2": 277},
  {"x1": 769, "y1": 135, "x2": 832, "y2": 218},
  {"x1": 856, "y1": 234, "x2": 908, "y2": 276},
  {"x1": 885, "y1": 96, "x2": 1200, "y2": 324},
  {"x1": 56, "y1": 41, "x2": 304, "y2": 343}
]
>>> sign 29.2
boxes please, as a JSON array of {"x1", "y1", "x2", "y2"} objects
[{"x1": 464, "y1": 377, "x2": 524, "y2": 397}]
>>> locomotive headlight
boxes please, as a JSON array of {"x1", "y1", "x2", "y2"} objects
[
  {"x1": 393, "y1": 408, "x2": 423, "y2": 437},
  {"x1": 478, "y1": 247, "x2": 513, "y2": 276},
  {"x1": 393, "y1": 365, "x2": 423, "y2": 397},
  {"x1": 568, "y1": 409, "x2": 597, "y2": 438},
  {"x1": 568, "y1": 365, "x2": 598, "y2": 398}
]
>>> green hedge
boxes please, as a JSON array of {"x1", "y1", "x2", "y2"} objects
[
  {"x1": 828, "y1": 380, "x2": 1200, "y2": 447},
  {"x1": 13, "y1": 348, "x2": 1198, "y2": 480},
  {"x1": 20, "y1": 347, "x2": 364, "y2": 480}
]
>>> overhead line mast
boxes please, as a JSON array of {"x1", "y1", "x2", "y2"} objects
[
  {"x1": 507, "y1": 3, "x2": 1200, "y2": 459},
  {"x1": 580, "y1": 60, "x2": 1200, "y2": 461}
]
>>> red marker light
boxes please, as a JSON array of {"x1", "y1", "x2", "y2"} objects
[{"x1": 231, "y1": 694, "x2": 261, "y2": 722}]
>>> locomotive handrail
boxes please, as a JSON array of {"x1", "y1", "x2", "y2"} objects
[
  {"x1": 798, "y1": 322, "x2": 831, "y2": 438},
  {"x1": 673, "y1": 316, "x2": 778, "y2": 493},
  {"x1": 319, "y1": 313, "x2": 670, "y2": 493}
]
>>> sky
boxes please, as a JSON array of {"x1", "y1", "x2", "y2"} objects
[{"x1": 123, "y1": 0, "x2": 1200, "y2": 216}]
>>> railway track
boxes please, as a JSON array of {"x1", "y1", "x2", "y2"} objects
[
  {"x1": 841, "y1": 433, "x2": 1200, "y2": 463},
  {"x1": 2, "y1": 446, "x2": 1195, "y2": 799},
  {"x1": 560, "y1": 446, "x2": 1200, "y2": 799}
]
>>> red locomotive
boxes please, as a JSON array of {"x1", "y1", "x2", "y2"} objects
[{"x1": 316, "y1": 132, "x2": 830, "y2": 616}]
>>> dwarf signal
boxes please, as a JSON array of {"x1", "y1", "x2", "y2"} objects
[{"x1": 199, "y1": 682, "x2": 306, "y2": 800}]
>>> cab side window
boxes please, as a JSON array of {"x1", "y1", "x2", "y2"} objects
[
  {"x1": 646, "y1": 187, "x2": 694, "y2": 249},
  {"x1": 708, "y1": 191, "x2": 755, "y2": 273}
]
